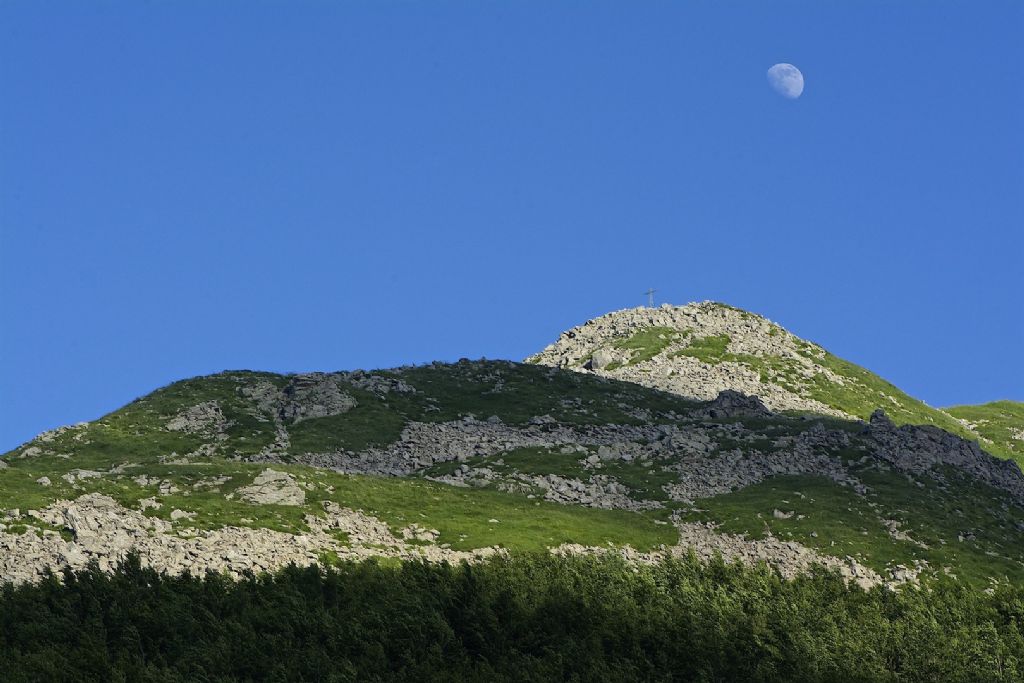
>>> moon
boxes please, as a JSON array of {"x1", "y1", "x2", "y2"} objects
[{"x1": 767, "y1": 63, "x2": 804, "y2": 99}]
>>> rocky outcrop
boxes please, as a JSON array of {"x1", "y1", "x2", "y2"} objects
[
  {"x1": 237, "y1": 469, "x2": 306, "y2": 506},
  {"x1": 670, "y1": 522, "x2": 891, "y2": 589},
  {"x1": 552, "y1": 521, "x2": 908, "y2": 590},
  {"x1": 279, "y1": 374, "x2": 358, "y2": 423},
  {"x1": 0, "y1": 493, "x2": 903, "y2": 589},
  {"x1": 665, "y1": 449, "x2": 863, "y2": 503},
  {"x1": 0, "y1": 494, "x2": 499, "y2": 586},
  {"x1": 241, "y1": 374, "x2": 358, "y2": 425},
  {"x1": 285, "y1": 417, "x2": 693, "y2": 476},
  {"x1": 527, "y1": 302, "x2": 852, "y2": 417},
  {"x1": 693, "y1": 390, "x2": 771, "y2": 419},
  {"x1": 166, "y1": 401, "x2": 229, "y2": 435},
  {"x1": 866, "y1": 409, "x2": 1024, "y2": 503}
]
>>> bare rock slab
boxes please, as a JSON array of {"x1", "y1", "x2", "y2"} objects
[{"x1": 237, "y1": 469, "x2": 306, "y2": 506}]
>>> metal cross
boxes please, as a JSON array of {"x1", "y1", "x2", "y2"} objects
[{"x1": 644, "y1": 288, "x2": 656, "y2": 308}]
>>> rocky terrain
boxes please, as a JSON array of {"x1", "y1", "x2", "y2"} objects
[
  {"x1": 529, "y1": 302, "x2": 847, "y2": 416},
  {"x1": 0, "y1": 486, "x2": 500, "y2": 586},
  {"x1": 527, "y1": 302, "x2": 1022, "y2": 462},
  {"x1": 2, "y1": 302, "x2": 1022, "y2": 589}
]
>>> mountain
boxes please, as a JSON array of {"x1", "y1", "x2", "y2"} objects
[
  {"x1": 527, "y1": 301, "x2": 1022, "y2": 463},
  {"x1": 2, "y1": 303, "x2": 1023, "y2": 589}
]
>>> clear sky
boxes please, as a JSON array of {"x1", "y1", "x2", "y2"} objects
[{"x1": 1, "y1": 1, "x2": 1022, "y2": 450}]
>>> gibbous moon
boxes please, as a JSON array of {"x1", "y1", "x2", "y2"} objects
[{"x1": 767, "y1": 63, "x2": 804, "y2": 99}]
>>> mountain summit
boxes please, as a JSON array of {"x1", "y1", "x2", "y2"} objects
[{"x1": 528, "y1": 301, "x2": 1021, "y2": 462}]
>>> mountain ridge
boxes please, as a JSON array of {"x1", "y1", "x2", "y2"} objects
[
  {"x1": 2, "y1": 302, "x2": 1022, "y2": 588},
  {"x1": 527, "y1": 301, "x2": 1021, "y2": 463}
]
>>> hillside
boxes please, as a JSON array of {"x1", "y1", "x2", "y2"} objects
[
  {"x1": 944, "y1": 401, "x2": 1024, "y2": 464},
  {"x1": 2, "y1": 346, "x2": 1023, "y2": 588},
  {"x1": 527, "y1": 301, "x2": 1022, "y2": 463}
]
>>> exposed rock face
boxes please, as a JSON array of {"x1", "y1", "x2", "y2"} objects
[
  {"x1": 259, "y1": 397, "x2": 1024, "y2": 508},
  {"x1": 0, "y1": 495, "x2": 500, "y2": 585},
  {"x1": 694, "y1": 390, "x2": 771, "y2": 419},
  {"x1": 589, "y1": 348, "x2": 620, "y2": 371},
  {"x1": 241, "y1": 374, "x2": 358, "y2": 425},
  {"x1": 1, "y1": 493, "x2": 903, "y2": 589},
  {"x1": 237, "y1": 469, "x2": 306, "y2": 506},
  {"x1": 866, "y1": 409, "x2": 1024, "y2": 502},
  {"x1": 166, "y1": 401, "x2": 229, "y2": 435},
  {"x1": 276, "y1": 401, "x2": 876, "y2": 508},
  {"x1": 664, "y1": 446, "x2": 863, "y2": 503},
  {"x1": 346, "y1": 370, "x2": 416, "y2": 396},
  {"x1": 528, "y1": 302, "x2": 852, "y2": 417},
  {"x1": 287, "y1": 417, "x2": 685, "y2": 476},
  {"x1": 670, "y1": 522, "x2": 898, "y2": 589},
  {"x1": 279, "y1": 374, "x2": 358, "y2": 423},
  {"x1": 507, "y1": 472, "x2": 661, "y2": 511},
  {"x1": 553, "y1": 521, "x2": 905, "y2": 589}
]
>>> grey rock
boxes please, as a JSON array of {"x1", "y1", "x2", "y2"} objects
[
  {"x1": 695, "y1": 390, "x2": 771, "y2": 419},
  {"x1": 166, "y1": 401, "x2": 229, "y2": 436},
  {"x1": 590, "y1": 348, "x2": 619, "y2": 370},
  {"x1": 237, "y1": 469, "x2": 306, "y2": 506}
]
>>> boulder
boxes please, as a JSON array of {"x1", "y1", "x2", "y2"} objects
[
  {"x1": 237, "y1": 469, "x2": 306, "y2": 506},
  {"x1": 698, "y1": 390, "x2": 771, "y2": 419},
  {"x1": 589, "y1": 348, "x2": 619, "y2": 370}
]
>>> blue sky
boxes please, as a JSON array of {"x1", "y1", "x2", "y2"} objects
[{"x1": 1, "y1": 1, "x2": 1022, "y2": 450}]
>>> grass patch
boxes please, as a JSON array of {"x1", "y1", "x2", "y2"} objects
[
  {"x1": 288, "y1": 389, "x2": 408, "y2": 453},
  {"x1": 685, "y1": 471, "x2": 1024, "y2": 585},
  {"x1": 674, "y1": 334, "x2": 735, "y2": 364},
  {"x1": 611, "y1": 326, "x2": 683, "y2": 366},
  {"x1": 598, "y1": 459, "x2": 678, "y2": 501},
  {"x1": 0, "y1": 455, "x2": 677, "y2": 553},
  {"x1": 943, "y1": 401, "x2": 1024, "y2": 464}
]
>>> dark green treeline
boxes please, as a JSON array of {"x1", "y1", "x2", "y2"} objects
[{"x1": 1, "y1": 554, "x2": 1022, "y2": 682}]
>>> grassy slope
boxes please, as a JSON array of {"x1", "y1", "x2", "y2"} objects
[
  {"x1": 4, "y1": 363, "x2": 699, "y2": 463},
  {"x1": 0, "y1": 363, "x2": 700, "y2": 554},
  {"x1": 585, "y1": 315, "x2": 1021, "y2": 464},
  {"x1": 684, "y1": 469, "x2": 1024, "y2": 584},
  {"x1": 2, "y1": 362, "x2": 1022, "y2": 584},
  {"x1": 0, "y1": 454, "x2": 677, "y2": 553},
  {"x1": 943, "y1": 401, "x2": 1024, "y2": 464}
]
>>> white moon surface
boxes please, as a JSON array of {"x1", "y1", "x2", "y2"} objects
[{"x1": 767, "y1": 63, "x2": 804, "y2": 99}]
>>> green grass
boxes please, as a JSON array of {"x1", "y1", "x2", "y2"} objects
[
  {"x1": 654, "y1": 330, "x2": 1009, "y2": 463},
  {"x1": 422, "y1": 447, "x2": 684, "y2": 503},
  {"x1": 4, "y1": 362, "x2": 703, "y2": 462},
  {"x1": 0, "y1": 453, "x2": 677, "y2": 553},
  {"x1": 288, "y1": 388, "x2": 408, "y2": 453},
  {"x1": 319, "y1": 472, "x2": 676, "y2": 552},
  {"x1": 674, "y1": 334, "x2": 733, "y2": 363},
  {"x1": 609, "y1": 326, "x2": 683, "y2": 367},
  {"x1": 943, "y1": 401, "x2": 1024, "y2": 464},
  {"x1": 422, "y1": 447, "x2": 590, "y2": 481},
  {"x1": 497, "y1": 447, "x2": 591, "y2": 479},
  {"x1": 684, "y1": 470, "x2": 1024, "y2": 585},
  {"x1": 598, "y1": 459, "x2": 679, "y2": 501},
  {"x1": 796, "y1": 347, "x2": 973, "y2": 435},
  {"x1": 3, "y1": 358, "x2": 1020, "y2": 584},
  {"x1": 391, "y1": 361, "x2": 698, "y2": 427}
]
